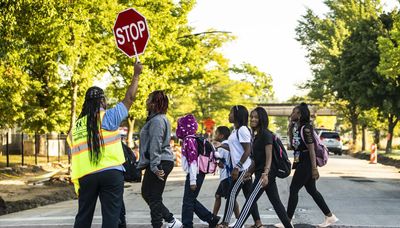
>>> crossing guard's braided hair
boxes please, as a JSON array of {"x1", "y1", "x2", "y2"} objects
[{"x1": 78, "y1": 86, "x2": 105, "y2": 165}]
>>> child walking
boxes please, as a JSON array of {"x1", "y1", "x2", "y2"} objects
[
  {"x1": 176, "y1": 114, "x2": 220, "y2": 228},
  {"x1": 212, "y1": 126, "x2": 241, "y2": 226}
]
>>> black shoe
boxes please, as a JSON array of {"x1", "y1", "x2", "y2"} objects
[
  {"x1": 118, "y1": 222, "x2": 127, "y2": 228},
  {"x1": 209, "y1": 215, "x2": 220, "y2": 228}
]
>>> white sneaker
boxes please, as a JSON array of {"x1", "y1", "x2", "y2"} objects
[
  {"x1": 274, "y1": 222, "x2": 294, "y2": 228},
  {"x1": 229, "y1": 219, "x2": 237, "y2": 227},
  {"x1": 166, "y1": 218, "x2": 182, "y2": 228},
  {"x1": 318, "y1": 214, "x2": 339, "y2": 227},
  {"x1": 228, "y1": 219, "x2": 244, "y2": 228}
]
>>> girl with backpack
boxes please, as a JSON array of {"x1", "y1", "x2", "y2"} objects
[
  {"x1": 176, "y1": 114, "x2": 220, "y2": 228},
  {"x1": 275, "y1": 103, "x2": 338, "y2": 228},
  {"x1": 231, "y1": 107, "x2": 293, "y2": 228},
  {"x1": 218, "y1": 105, "x2": 263, "y2": 228}
]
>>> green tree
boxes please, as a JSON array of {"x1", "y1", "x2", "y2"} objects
[
  {"x1": 0, "y1": 0, "x2": 121, "y2": 135},
  {"x1": 0, "y1": 63, "x2": 28, "y2": 129},
  {"x1": 57, "y1": 1, "x2": 121, "y2": 133},
  {"x1": 296, "y1": 0, "x2": 382, "y2": 147},
  {"x1": 377, "y1": 11, "x2": 400, "y2": 153},
  {"x1": 0, "y1": 1, "x2": 71, "y2": 134}
]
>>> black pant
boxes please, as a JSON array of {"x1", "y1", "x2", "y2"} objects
[
  {"x1": 182, "y1": 172, "x2": 214, "y2": 228},
  {"x1": 120, "y1": 201, "x2": 126, "y2": 225},
  {"x1": 74, "y1": 169, "x2": 124, "y2": 228},
  {"x1": 287, "y1": 160, "x2": 331, "y2": 219},
  {"x1": 233, "y1": 174, "x2": 291, "y2": 228},
  {"x1": 141, "y1": 160, "x2": 174, "y2": 228},
  {"x1": 222, "y1": 170, "x2": 261, "y2": 224}
]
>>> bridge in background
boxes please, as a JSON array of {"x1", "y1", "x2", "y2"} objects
[{"x1": 258, "y1": 103, "x2": 337, "y2": 117}]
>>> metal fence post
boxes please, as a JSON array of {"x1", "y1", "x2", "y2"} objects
[
  {"x1": 6, "y1": 132, "x2": 9, "y2": 167},
  {"x1": 21, "y1": 133, "x2": 24, "y2": 166}
]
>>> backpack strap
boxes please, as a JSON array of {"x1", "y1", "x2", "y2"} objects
[
  {"x1": 300, "y1": 125, "x2": 317, "y2": 146},
  {"x1": 300, "y1": 125, "x2": 305, "y2": 144},
  {"x1": 184, "y1": 134, "x2": 196, "y2": 139},
  {"x1": 236, "y1": 126, "x2": 251, "y2": 141},
  {"x1": 236, "y1": 126, "x2": 253, "y2": 156},
  {"x1": 272, "y1": 134, "x2": 283, "y2": 158}
]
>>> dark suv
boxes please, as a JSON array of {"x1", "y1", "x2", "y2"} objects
[{"x1": 318, "y1": 130, "x2": 343, "y2": 155}]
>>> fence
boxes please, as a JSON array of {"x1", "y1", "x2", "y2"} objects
[{"x1": 0, "y1": 133, "x2": 69, "y2": 168}]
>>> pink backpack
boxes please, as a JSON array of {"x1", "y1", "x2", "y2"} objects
[
  {"x1": 187, "y1": 136, "x2": 217, "y2": 174},
  {"x1": 300, "y1": 126, "x2": 329, "y2": 167}
]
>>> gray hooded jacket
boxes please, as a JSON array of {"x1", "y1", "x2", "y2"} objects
[{"x1": 137, "y1": 114, "x2": 174, "y2": 173}]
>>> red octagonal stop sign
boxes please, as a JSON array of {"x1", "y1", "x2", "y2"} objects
[{"x1": 113, "y1": 8, "x2": 150, "y2": 58}]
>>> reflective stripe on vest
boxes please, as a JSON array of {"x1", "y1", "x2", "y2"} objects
[{"x1": 68, "y1": 111, "x2": 125, "y2": 194}]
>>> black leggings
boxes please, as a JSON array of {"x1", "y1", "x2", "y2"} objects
[
  {"x1": 233, "y1": 174, "x2": 292, "y2": 228},
  {"x1": 141, "y1": 160, "x2": 175, "y2": 228},
  {"x1": 287, "y1": 160, "x2": 331, "y2": 219}
]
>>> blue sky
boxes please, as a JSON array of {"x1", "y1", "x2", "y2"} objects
[{"x1": 188, "y1": 0, "x2": 399, "y2": 102}]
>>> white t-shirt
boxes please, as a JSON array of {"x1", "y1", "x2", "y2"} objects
[
  {"x1": 217, "y1": 140, "x2": 230, "y2": 181},
  {"x1": 228, "y1": 126, "x2": 252, "y2": 171}
]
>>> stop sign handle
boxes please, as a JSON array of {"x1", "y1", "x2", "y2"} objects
[{"x1": 133, "y1": 42, "x2": 140, "y2": 63}]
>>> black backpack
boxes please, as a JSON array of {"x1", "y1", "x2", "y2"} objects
[
  {"x1": 271, "y1": 134, "x2": 291, "y2": 178},
  {"x1": 122, "y1": 142, "x2": 142, "y2": 182},
  {"x1": 194, "y1": 136, "x2": 215, "y2": 157}
]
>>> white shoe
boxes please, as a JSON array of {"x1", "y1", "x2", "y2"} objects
[
  {"x1": 166, "y1": 218, "x2": 182, "y2": 228},
  {"x1": 274, "y1": 222, "x2": 294, "y2": 228},
  {"x1": 228, "y1": 219, "x2": 244, "y2": 228},
  {"x1": 318, "y1": 214, "x2": 339, "y2": 227},
  {"x1": 229, "y1": 219, "x2": 237, "y2": 227}
]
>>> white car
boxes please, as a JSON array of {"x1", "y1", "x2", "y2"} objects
[{"x1": 318, "y1": 130, "x2": 343, "y2": 155}]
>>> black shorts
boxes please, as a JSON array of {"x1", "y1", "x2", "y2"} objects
[{"x1": 215, "y1": 178, "x2": 231, "y2": 199}]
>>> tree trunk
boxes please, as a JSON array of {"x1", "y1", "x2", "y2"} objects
[
  {"x1": 385, "y1": 114, "x2": 399, "y2": 154},
  {"x1": 35, "y1": 132, "x2": 40, "y2": 154},
  {"x1": 350, "y1": 113, "x2": 358, "y2": 150},
  {"x1": 68, "y1": 82, "x2": 78, "y2": 133},
  {"x1": 127, "y1": 116, "x2": 135, "y2": 148},
  {"x1": 373, "y1": 129, "x2": 380, "y2": 149},
  {"x1": 361, "y1": 125, "x2": 366, "y2": 151}
]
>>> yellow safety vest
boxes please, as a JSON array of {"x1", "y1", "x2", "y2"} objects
[{"x1": 67, "y1": 111, "x2": 125, "y2": 194}]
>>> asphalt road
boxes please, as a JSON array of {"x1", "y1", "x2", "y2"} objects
[{"x1": 0, "y1": 153, "x2": 399, "y2": 228}]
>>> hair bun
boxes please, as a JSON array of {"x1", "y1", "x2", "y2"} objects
[{"x1": 300, "y1": 102, "x2": 308, "y2": 107}]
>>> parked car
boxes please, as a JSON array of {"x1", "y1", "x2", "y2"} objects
[{"x1": 318, "y1": 130, "x2": 343, "y2": 155}]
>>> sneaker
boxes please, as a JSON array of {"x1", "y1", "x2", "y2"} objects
[
  {"x1": 167, "y1": 218, "x2": 182, "y2": 228},
  {"x1": 228, "y1": 219, "x2": 245, "y2": 228},
  {"x1": 318, "y1": 214, "x2": 339, "y2": 227},
  {"x1": 274, "y1": 222, "x2": 294, "y2": 228},
  {"x1": 229, "y1": 219, "x2": 237, "y2": 227},
  {"x1": 209, "y1": 215, "x2": 221, "y2": 228}
]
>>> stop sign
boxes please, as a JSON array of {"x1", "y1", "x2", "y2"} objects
[{"x1": 113, "y1": 8, "x2": 150, "y2": 58}]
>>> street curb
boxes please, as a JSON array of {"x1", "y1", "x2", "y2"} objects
[{"x1": 349, "y1": 151, "x2": 400, "y2": 169}]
